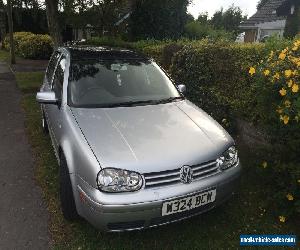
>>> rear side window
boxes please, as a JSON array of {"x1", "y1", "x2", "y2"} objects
[{"x1": 46, "y1": 52, "x2": 61, "y2": 84}]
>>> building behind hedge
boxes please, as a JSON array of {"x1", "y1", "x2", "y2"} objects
[{"x1": 240, "y1": 0, "x2": 299, "y2": 42}]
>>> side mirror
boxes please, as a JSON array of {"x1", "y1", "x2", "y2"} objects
[
  {"x1": 177, "y1": 84, "x2": 186, "y2": 94},
  {"x1": 36, "y1": 91, "x2": 58, "y2": 105}
]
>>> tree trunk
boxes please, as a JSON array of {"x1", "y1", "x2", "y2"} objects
[
  {"x1": 7, "y1": 0, "x2": 15, "y2": 64},
  {"x1": 45, "y1": 0, "x2": 62, "y2": 48},
  {"x1": 0, "y1": 0, "x2": 6, "y2": 49}
]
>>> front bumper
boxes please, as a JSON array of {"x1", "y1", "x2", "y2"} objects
[{"x1": 74, "y1": 163, "x2": 241, "y2": 232}]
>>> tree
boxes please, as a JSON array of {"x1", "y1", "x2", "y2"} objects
[
  {"x1": 45, "y1": 0, "x2": 62, "y2": 48},
  {"x1": 211, "y1": 6, "x2": 246, "y2": 36},
  {"x1": 197, "y1": 12, "x2": 209, "y2": 24},
  {"x1": 284, "y1": 2, "x2": 300, "y2": 38},
  {"x1": 0, "y1": 0, "x2": 6, "y2": 49},
  {"x1": 130, "y1": 0, "x2": 191, "y2": 40},
  {"x1": 7, "y1": 0, "x2": 15, "y2": 64}
]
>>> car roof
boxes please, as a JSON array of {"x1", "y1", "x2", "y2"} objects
[{"x1": 63, "y1": 46, "x2": 150, "y2": 61}]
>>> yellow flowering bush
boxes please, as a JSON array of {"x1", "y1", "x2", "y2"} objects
[
  {"x1": 249, "y1": 39, "x2": 300, "y2": 222},
  {"x1": 251, "y1": 40, "x2": 300, "y2": 125}
]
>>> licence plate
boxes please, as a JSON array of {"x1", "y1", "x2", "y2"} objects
[{"x1": 162, "y1": 189, "x2": 216, "y2": 216}]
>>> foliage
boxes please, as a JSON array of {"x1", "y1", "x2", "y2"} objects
[
  {"x1": 4, "y1": 32, "x2": 53, "y2": 59},
  {"x1": 197, "y1": 12, "x2": 209, "y2": 24},
  {"x1": 130, "y1": 0, "x2": 190, "y2": 40},
  {"x1": 251, "y1": 40, "x2": 300, "y2": 126},
  {"x1": 184, "y1": 21, "x2": 234, "y2": 41},
  {"x1": 210, "y1": 6, "x2": 247, "y2": 36},
  {"x1": 12, "y1": 7, "x2": 48, "y2": 34},
  {"x1": 4, "y1": 31, "x2": 34, "y2": 53},
  {"x1": 18, "y1": 34, "x2": 53, "y2": 59},
  {"x1": 169, "y1": 41, "x2": 264, "y2": 132},
  {"x1": 284, "y1": 5, "x2": 300, "y2": 39}
]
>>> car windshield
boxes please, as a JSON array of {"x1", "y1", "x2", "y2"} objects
[{"x1": 68, "y1": 59, "x2": 182, "y2": 108}]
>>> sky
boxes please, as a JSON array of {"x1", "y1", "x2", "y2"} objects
[{"x1": 188, "y1": 0, "x2": 260, "y2": 19}]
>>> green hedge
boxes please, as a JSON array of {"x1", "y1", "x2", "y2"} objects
[
  {"x1": 169, "y1": 42, "x2": 264, "y2": 131},
  {"x1": 4, "y1": 32, "x2": 53, "y2": 59}
]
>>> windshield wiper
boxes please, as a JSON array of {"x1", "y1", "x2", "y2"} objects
[
  {"x1": 102, "y1": 100, "x2": 160, "y2": 108},
  {"x1": 156, "y1": 96, "x2": 184, "y2": 104}
]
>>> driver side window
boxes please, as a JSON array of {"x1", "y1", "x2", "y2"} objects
[{"x1": 52, "y1": 56, "x2": 66, "y2": 101}]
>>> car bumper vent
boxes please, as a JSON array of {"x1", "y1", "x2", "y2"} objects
[{"x1": 107, "y1": 220, "x2": 145, "y2": 231}]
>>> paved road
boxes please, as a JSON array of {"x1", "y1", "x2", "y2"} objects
[{"x1": 0, "y1": 61, "x2": 50, "y2": 249}]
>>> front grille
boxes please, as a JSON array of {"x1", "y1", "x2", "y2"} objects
[{"x1": 144, "y1": 160, "x2": 219, "y2": 189}]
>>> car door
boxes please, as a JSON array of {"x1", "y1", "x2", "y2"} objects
[{"x1": 46, "y1": 55, "x2": 66, "y2": 154}]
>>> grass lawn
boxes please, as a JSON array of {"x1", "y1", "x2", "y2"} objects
[
  {"x1": 0, "y1": 49, "x2": 9, "y2": 62},
  {"x1": 15, "y1": 71, "x2": 45, "y2": 93},
  {"x1": 17, "y1": 71, "x2": 299, "y2": 249}
]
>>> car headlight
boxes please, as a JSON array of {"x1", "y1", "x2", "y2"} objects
[
  {"x1": 97, "y1": 168, "x2": 143, "y2": 193},
  {"x1": 217, "y1": 146, "x2": 238, "y2": 170}
]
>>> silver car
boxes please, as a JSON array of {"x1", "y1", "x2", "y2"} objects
[{"x1": 36, "y1": 47, "x2": 241, "y2": 232}]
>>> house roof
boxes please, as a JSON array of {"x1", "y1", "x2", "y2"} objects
[{"x1": 240, "y1": 0, "x2": 288, "y2": 28}]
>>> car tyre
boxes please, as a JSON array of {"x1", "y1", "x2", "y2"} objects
[
  {"x1": 60, "y1": 153, "x2": 79, "y2": 221},
  {"x1": 41, "y1": 108, "x2": 49, "y2": 134}
]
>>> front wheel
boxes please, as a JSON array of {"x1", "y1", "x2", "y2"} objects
[{"x1": 60, "y1": 154, "x2": 79, "y2": 221}]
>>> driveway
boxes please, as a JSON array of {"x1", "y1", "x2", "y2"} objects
[{"x1": 0, "y1": 61, "x2": 50, "y2": 249}]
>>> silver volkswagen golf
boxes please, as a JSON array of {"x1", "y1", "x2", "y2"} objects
[{"x1": 36, "y1": 46, "x2": 241, "y2": 232}]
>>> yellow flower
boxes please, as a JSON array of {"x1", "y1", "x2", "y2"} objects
[
  {"x1": 274, "y1": 73, "x2": 280, "y2": 80},
  {"x1": 292, "y1": 46, "x2": 298, "y2": 51},
  {"x1": 262, "y1": 161, "x2": 268, "y2": 168},
  {"x1": 279, "y1": 88, "x2": 287, "y2": 96},
  {"x1": 294, "y1": 40, "x2": 300, "y2": 47},
  {"x1": 285, "y1": 69, "x2": 292, "y2": 78},
  {"x1": 286, "y1": 193, "x2": 294, "y2": 201},
  {"x1": 249, "y1": 67, "x2": 256, "y2": 76},
  {"x1": 279, "y1": 216, "x2": 286, "y2": 223},
  {"x1": 284, "y1": 100, "x2": 291, "y2": 108},
  {"x1": 264, "y1": 69, "x2": 270, "y2": 76},
  {"x1": 279, "y1": 52, "x2": 286, "y2": 60},
  {"x1": 288, "y1": 80, "x2": 293, "y2": 88},
  {"x1": 292, "y1": 84, "x2": 299, "y2": 93},
  {"x1": 298, "y1": 179, "x2": 300, "y2": 184},
  {"x1": 277, "y1": 106, "x2": 283, "y2": 114},
  {"x1": 283, "y1": 115, "x2": 290, "y2": 125}
]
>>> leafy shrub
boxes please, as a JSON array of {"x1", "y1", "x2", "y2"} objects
[
  {"x1": 170, "y1": 41, "x2": 265, "y2": 132},
  {"x1": 184, "y1": 21, "x2": 234, "y2": 41},
  {"x1": 4, "y1": 32, "x2": 34, "y2": 53},
  {"x1": 18, "y1": 34, "x2": 53, "y2": 59},
  {"x1": 251, "y1": 40, "x2": 300, "y2": 126},
  {"x1": 4, "y1": 32, "x2": 53, "y2": 59}
]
